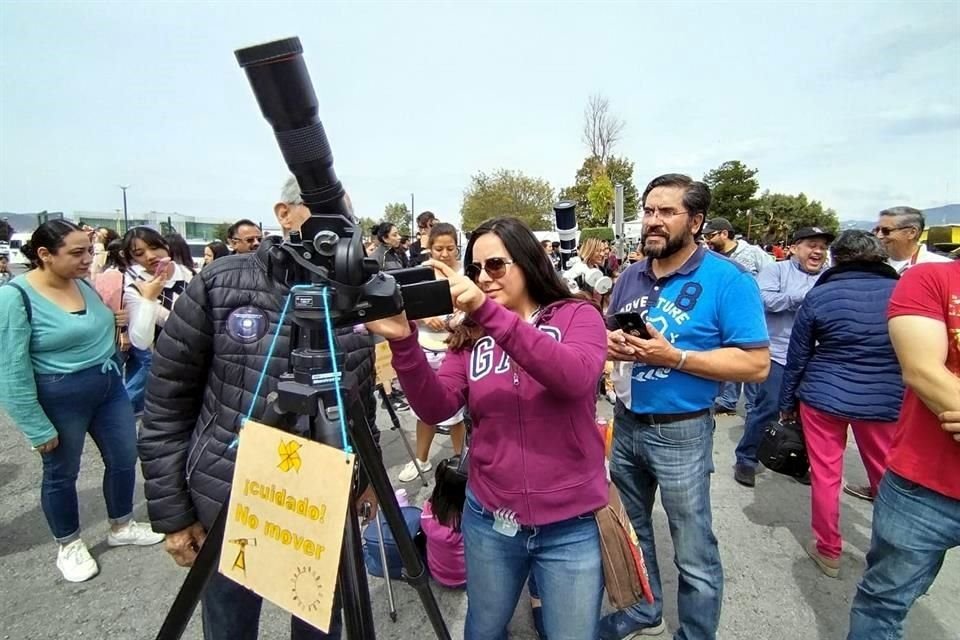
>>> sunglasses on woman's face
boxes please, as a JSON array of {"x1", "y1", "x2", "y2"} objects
[{"x1": 465, "y1": 257, "x2": 514, "y2": 281}]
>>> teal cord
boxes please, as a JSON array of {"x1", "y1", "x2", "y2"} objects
[
  {"x1": 230, "y1": 290, "x2": 293, "y2": 449},
  {"x1": 319, "y1": 287, "x2": 353, "y2": 455},
  {"x1": 230, "y1": 284, "x2": 352, "y2": 456}
]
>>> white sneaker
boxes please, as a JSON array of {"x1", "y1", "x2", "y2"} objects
[
  {"x1": 397, "y1": 459, "x2": 432, "y2": 483},
  {"x1": 107, "y1": 520, "x2": 166, "y2": 547},
  {"x1": 57, "y1": 539, "x2": 99, "y2": 583}
]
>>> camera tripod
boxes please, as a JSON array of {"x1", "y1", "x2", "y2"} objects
[{"x1": 156, "y1": 286, "x2": 450, "y2": 640}]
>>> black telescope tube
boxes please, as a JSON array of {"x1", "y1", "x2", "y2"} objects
[
  {"x1": 554, "y1": 200, "x2": 578, "y2": 272},
  {"x1": 235, "y1": 37, "x2": 344, "y2": 211}
]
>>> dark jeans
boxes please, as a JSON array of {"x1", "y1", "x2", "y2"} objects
[
  {"x1": 735, "y1": 360, "x2": 785, "y2": 468},
  {"x1": 606, "y1": 404, "x2": 723, "y2": 640},
  {"x1": 847, "y1": 471, "x2": 960, "y2": 639},
  {"x1": 716, "y1": 381, "x2": 758, "y2": 413},
  {"x1": 124, "y1": 346, "x2": 152, "y2": 414},
  {"x1": 35, "y1": 364, "x2": 137, "y2": 543},
  {"x1": 202, "y1": 571, "x2": 342, "y2": 640}
]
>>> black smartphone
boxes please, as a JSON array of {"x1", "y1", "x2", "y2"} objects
[{"x1": 615, "y1": 312, "x2": 652, "y2": 340}]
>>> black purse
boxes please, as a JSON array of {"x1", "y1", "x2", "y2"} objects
[{"x1": 757, "y1": 418, "x2": 809, "y2": 478}]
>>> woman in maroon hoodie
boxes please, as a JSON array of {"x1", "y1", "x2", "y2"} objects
[{"x1": 368, "y1": 217, "x2": 608, "y2": 640}]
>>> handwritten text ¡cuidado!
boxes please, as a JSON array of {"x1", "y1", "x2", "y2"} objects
[{"x1": 233, "y1": 479, "x2": 329, "y2": 559}]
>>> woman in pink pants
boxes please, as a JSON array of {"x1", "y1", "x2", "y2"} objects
[{"x1": 778, "y1": 230, "x2": 903, "y2": 578}]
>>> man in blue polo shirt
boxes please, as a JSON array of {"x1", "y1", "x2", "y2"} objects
[{"x1": 600, "y1": 173, "x2": 770, "y2": 640}]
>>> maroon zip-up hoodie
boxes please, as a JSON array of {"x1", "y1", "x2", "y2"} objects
[{"x1": 389, "y1": 297, "x2": 608, "y2": 525}]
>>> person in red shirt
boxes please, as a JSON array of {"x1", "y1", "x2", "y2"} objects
[{"x1": 847, "y1": 261, "x2": 960, "y2": 640}]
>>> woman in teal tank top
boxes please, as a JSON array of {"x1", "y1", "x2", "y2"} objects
[{"x1": 0, "y1": 221, "x2": 164, "y2": 583}]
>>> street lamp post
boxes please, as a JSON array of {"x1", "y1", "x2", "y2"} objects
[{"x1": 119, "y1": 185, "x2": 130, "y2": 232}]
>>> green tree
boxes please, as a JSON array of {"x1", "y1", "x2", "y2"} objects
[
  {"x1": 559, "y1": 155, "x2": 640, "y2": 228},
  {"x1": 702, "y1": 160, "x2": 760, "y2": 233},
  {"x1": 587, "y1": 173, "x2": 615, "y2": 227},
  {"x1": 213, "y1": 222, "x2": 232, "y2": 243},
  {"x1": 579, "y1": 227, "x2": 615, "y2": 242},
  {"x1": 460, "y1": 169, "x2": 555, "y2": 232},
  {"x1": 752, "y1": 191, "x2": 840, "y2": 244},
  {"x1": 357, "y1": 216, "x2": 379, "y2": 238},
  {"x1": 382, "y1": 202, "x2": 412, "y2": 235}
]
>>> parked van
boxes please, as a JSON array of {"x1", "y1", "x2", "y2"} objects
[{"x1": 8, "y1": 233, "x2": 32, "y2": 265}]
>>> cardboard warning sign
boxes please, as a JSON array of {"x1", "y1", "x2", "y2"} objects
[{"x1": 219, "y1": 420, "x2": 355, "y2": 632}]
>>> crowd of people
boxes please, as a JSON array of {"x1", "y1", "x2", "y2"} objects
[{"x1": 0, "y1": 172, "x2": 956, "y2": 640}]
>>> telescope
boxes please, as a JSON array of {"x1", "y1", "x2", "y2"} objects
[
  {"x1": 562, "y1": 256, "x2": 612, "y2": 296},
  {"x1": 553, "y1": 200, "x2": 577, "y2": 271}
]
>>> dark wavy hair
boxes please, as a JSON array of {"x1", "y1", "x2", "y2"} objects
[
  {"x1": 23, "y1": 219, "x2": 85, "y2": 270},
  {"x1": 164, "y1": 232, "x2": 197, "y2": 275},
  {"x1": 429, "y1": 456, "x2": 467, "y2": 531},
  {"x1": 448, "y1": 217, "x2": 577, "y2": 350},
  {"x1": 205, "y1": 240, "x2": 230, "y2": 262},
  {"x1": 104, "y1": 238, "x2": 127, "y2": 271},
  {"x1": 122, "y1": 227, "x2": 168, "y2": 267},
  {"x1": 374, "y1": 222, "x2": 397, "y2": 243}
]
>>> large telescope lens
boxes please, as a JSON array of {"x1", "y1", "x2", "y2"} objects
[
  {"x1": 553, "y1": 200, "x2": 578, "y2": 271},
  {"x1": 235, "y1": 37, "x2": 345, "y2": 215}
]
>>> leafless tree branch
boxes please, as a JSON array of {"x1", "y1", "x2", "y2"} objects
[{"x1": 581, "y1": 93, "x2": 625, "y2": 165}]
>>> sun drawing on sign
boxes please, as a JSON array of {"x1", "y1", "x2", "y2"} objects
[
  {"x1": 291, "y1": 566, "x2": 324, "y2": 613},
  {"x1": 277, "y1": 439, "x2": 302, "y2": 473}
]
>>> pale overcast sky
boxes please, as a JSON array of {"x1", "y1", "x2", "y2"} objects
[{"x1": 1, "y1": 1, "x2": 958, "y2": 228}]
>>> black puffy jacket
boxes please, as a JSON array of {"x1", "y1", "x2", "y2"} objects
[{"x1": 139, "y1": 239, "x2": 378, "y2": 534}]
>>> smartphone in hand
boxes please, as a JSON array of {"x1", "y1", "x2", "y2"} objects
[
  {"x1": 615, "y1": 312, "x2": 652, "y2": 340},
  {"x1": 154, "y1": 257, "x2": 173, "y2": 278}
]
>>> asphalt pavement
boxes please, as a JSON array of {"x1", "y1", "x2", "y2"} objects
[{"x1": 1, "y1": 394, "x2": 957, "y2": 640}]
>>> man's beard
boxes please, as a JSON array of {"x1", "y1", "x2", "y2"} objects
[{"x1": 643, "y1": 231, "x2": 689, "y2": 259}]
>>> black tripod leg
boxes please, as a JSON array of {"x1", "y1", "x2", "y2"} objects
[
  {"x1": 155, "y1": 496, "x2": 230, "y2": 640},
  {"x1": 349, "y1": 403, "x2": 451, "y2": 640},
  {"x1": 336, "y1": 499, "x2": 377, "y2": 640}
]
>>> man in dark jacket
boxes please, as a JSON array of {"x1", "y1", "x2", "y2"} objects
[
  {"x1": 407, "y1": 210, "x2": 436, "y2": 267},
  {"x1": 139, "y1": 176, "x2": 378, "y2": 640}
]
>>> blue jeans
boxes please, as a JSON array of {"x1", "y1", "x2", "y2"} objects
[
  {"x1": 607, "y1": 404, "x2": 723, "y2": 640},
  {"x1": 847, "y1": 471, "x2": 960, "y2": 639},
  {"x1": 735, "y1": 361, "x2": 785, "y2": 468},
  {"x1": 461, "y1": 488, "x2": 603, "y2": 640},
  {"x1": 716, "y1": 381, "x2": 758, "y2": 413},
  {"x1": 124, "y1": 346, "x2": 152, "y2": 414},
  {"x1": 202, "y1": 571, "x2": 342, "y2": 640},
  {"x1": 35, "y1": 364, "x2": 137, "y2": 543}
]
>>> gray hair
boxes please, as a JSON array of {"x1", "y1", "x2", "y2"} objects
[
  {"x1": 280, "y1": 175, "x2": 303, "y2": 205},
  {"x1": 831, "y1": 229, "x2": 888, "y2": 264},
  {"x1": 279, "y1": 174, "x2": 355, "y2": 219},
  {"x1": 878, "y1": 206, "x2": 925, "y2": 233}
]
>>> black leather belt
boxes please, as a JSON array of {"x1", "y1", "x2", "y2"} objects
[{"x1": 628, "y1": 408, "x2": 711, "y2": 425}]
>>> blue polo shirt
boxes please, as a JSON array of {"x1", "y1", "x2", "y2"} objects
[{"x1": 607, "y1": 246, "x2": 769, "y2": 414}]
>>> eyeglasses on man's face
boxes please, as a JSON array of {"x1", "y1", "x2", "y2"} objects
[
  {"x1": 232, "y1": 235, "x2": 263, "y2": 245},
  {"x1": 642, "y1": 207, "x2": 690, "y2": 220},
  {"x1": 872, "y1": 226, "x2": 909, "y2": 237}
]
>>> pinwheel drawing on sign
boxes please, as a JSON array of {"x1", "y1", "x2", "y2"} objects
[{"x1": 278, "y1": 439, "x2": 303, "y2": 473}]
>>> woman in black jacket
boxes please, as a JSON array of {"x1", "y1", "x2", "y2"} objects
[
  {"x1": 370, "y1": 222, "x2": 405, "y2": 271},
  {"x1": 778, "y1": 230, "x2": 902, "y2": 578}
]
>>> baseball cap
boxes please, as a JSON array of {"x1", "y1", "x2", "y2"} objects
[
  {"x1": 702, "y1": 218, "x2": 735, "y2": 235},
  {"x1": 791, "y1": 226, "x2": 835, "y2": 244}
]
